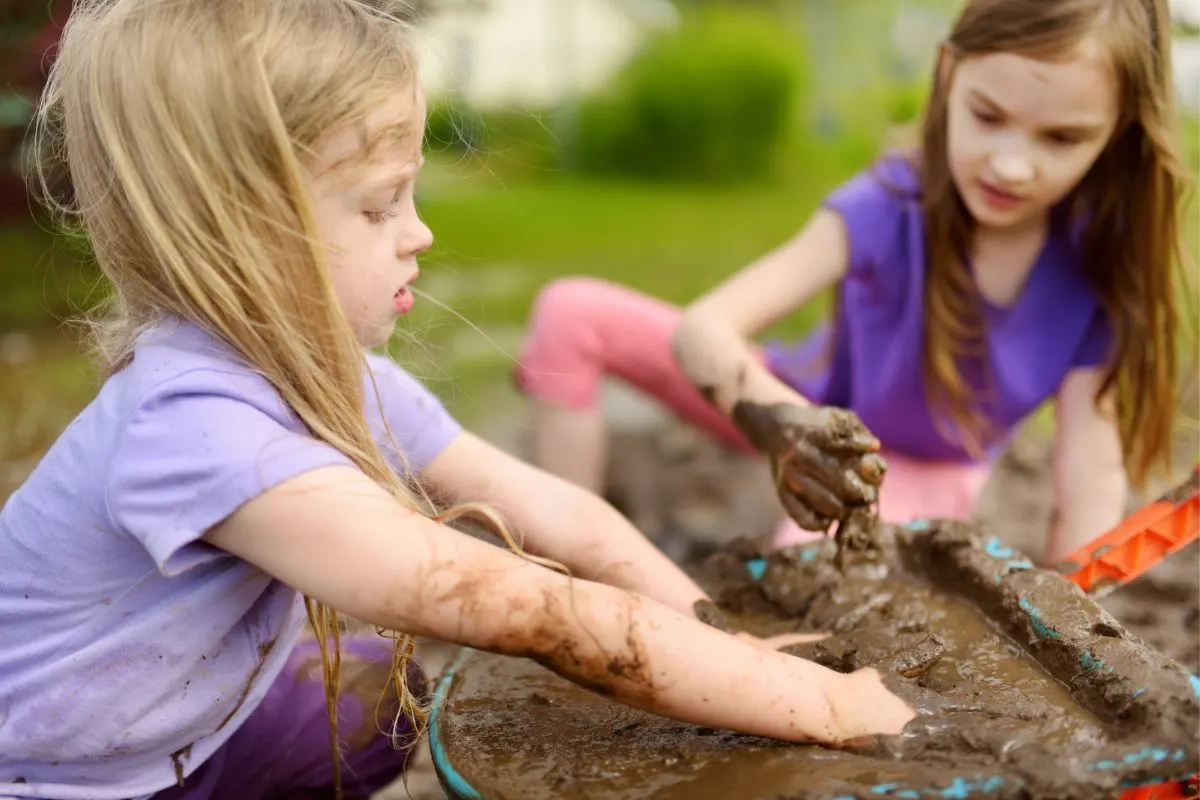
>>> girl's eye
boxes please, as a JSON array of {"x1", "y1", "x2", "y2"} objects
[
  {"x1": 1045, "y1": 132, "x2": 1081, "y2": 146},
  {"x1": 971, "y1": 107, "x2": 1001, "y2": 126},
  {"x1": 365, "y1": 208, "x2": 400, "y2": 224}
]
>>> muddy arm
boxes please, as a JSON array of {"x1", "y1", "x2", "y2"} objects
[
  {"x1": 204, "y1": 464, "x2": 914, "y2": 744},
  {"x1": 670, "y1": 210, "x2": 850, "y2": 416},
  {"x1": 419, "y1": 431, "x2": 710, "y2": 616}
]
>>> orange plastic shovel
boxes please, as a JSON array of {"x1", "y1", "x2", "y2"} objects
[{"x1": 1059, "y1": 466, "x2": 1200, "y2": 800}]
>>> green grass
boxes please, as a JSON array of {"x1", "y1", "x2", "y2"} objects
[
  {"x1": 0, "y1": 222, "x2": 101, "y2": 331},
  {"x1": 386, "y1": 155, "x2": 845, "y2": 419},
  {"x1": 415, "y1": 157, "x2": 837, "y2": 319}
]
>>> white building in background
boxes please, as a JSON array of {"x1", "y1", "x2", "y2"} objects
[{"x1": 414, "y1": 0, "x2": 678, "y2": 109}]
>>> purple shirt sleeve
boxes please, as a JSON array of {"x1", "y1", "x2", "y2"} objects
[
  {"x1": 105, "y1": 354, "x2": 462, "y2": 577},
  {"x1": 364, "y1": 352, "x2": 463, "y2": 477},
  {"x1": 821, "y1": 158, "x2": 918, "y2": 284},
  {"x1": 105, "y1": 369, "x2": 353, "y2": 577},
  {"x1": 1070, "y1": 307, "x2": 1115, "y2": 370}
]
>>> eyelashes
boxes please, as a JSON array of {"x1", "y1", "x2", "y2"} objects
[
  {"x1": 365, "y1": 208, "x2": 401, "y2": 224},
  {"x1": 969, "y1": 107, "x2": 1084, "y2": 147}
]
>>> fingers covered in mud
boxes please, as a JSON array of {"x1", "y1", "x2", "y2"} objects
[
  {"x1": 778, "y1": 491, "x2": 835, "y2": 531},
  {"x1": 731, "y1": 401, "x2": 885, "y2": 533},
  {"x1": 806, "y1": 407, "x2": 881, "y2": 454}
]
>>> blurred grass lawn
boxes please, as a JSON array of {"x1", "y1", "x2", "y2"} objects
[
  {"x1": 1, "y1": 123, "x2": 1195, "y2": 487},
  {"x1": 0, "y1": 149, "x2": 841, "y2": 487}
]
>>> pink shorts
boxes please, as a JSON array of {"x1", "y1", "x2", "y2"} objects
[{"x1": 515, "y1": 277, "x2": 990, "y2": 548}]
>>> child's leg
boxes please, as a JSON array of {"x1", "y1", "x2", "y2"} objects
[
  {"x1": 772, "y1": 452, "x2": 992, "y2": 547},
  {"x1": 515, "y1": 277, "x2": 754, "y2": 492},
  {"x1": 151, "y1": 636, "x2": 423, "y2": 800}
]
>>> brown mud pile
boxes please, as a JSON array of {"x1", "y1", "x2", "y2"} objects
[{"x1": 433, "y1": 520, "x2": 1200, "y2": 800}]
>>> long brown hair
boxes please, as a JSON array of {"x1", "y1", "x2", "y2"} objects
[
  {"x1": 31, "y1": 0, "x2": 560, "y2": 795},
  {"x1": 915, "y1": 0, "x2": 1192, "y2": 483}
]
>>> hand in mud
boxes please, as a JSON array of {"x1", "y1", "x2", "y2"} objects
[
  {"x1": 837, "y1": 667, "x2": 917, "y2": 741},
  {"x1": 736, "y1": 631, "x2": 828, "y2": 650},
  {"x1": 693, "y1": 600, "x2": 827, "y2": 648},
  {"x1": 877, "y1": 672, "x2": 956, "y2": 717},
  {"x1": 731, "y1": 402, "x2": 885, "y2": 532}
]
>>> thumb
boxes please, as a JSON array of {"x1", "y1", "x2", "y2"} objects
[{"x1": 739, "y1": 631, "x2": 829, "y2": 649}]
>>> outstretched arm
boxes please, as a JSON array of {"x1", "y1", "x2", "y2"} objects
[
  {"x1": 420, "y1": 430, "x2": 708, "y2": 617},
  {"x1": 1045, "y1": 368, "x2": 1127, "y2": 565},
  {"x1": 671, "y1": 209, "x2": 851, "y2": 414},
  {"x1": 204, "y1": 464, "x2": 914, "y2": 743},
  {"x1": 672, "y1": 210, "x2": 885, "y2": 532}
]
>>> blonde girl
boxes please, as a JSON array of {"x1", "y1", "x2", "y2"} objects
[{"x1": 0, "y1": 2, "x2": 915, "y2": 799}]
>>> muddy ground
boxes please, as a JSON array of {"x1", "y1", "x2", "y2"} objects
[
  {"x1": 388, "y1": 405, "x2": 1200, "y2": 800},
  {"x1": 431, "y1": 518, "x2": 1199, "y2": 799}
]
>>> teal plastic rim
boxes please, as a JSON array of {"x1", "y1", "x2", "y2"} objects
[{"x1": 428, "y1": 648, "x2": 482, "y2": 800}]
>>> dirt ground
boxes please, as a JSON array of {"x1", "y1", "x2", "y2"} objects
[{"x1": 382, "y1": 403, "x2": 1200, "y2": 800}]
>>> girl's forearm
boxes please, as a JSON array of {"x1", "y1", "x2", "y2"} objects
[
  {"x1": 489, "y1": 572, "x2": 880, "y2": 744},
  {"x1": 472, "y1": 461, "x2": 710, "y2": 617},
  {"x1": 671, "y1": 312, "x2": 808, "y2": 415},
  {"x1": 556, "y1": 492, "x2": 709, "y2": 616},
  {"x1": 1046, "y1": 464, "x2": 1127, "y2": 564}
]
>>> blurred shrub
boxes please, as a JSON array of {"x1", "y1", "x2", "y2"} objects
[
  {"x1": 573, "y1": 7, "x2": 808, "y2": 183},
  {"x1": 425, "y1": 100, "x2": 563, "y2": 174},
  {"x1": 886, "y1": 74, "x2": 929, "y2": 126}
]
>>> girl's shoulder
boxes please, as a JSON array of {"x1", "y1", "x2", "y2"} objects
[
  {"x1": 823, "y1": 152, "x2": 923, "y2": 218},
  {"x1": 820, "y1": 153, "x2": 925, "y2": 284}
]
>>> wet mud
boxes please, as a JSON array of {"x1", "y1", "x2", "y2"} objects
[{"x1": 434, "y1": 520, "x2": 1199, "y2": 799}]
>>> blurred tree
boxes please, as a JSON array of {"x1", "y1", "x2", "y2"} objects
[{"x1": 1, "y1": 0, "x2": 70, "y2": 221}]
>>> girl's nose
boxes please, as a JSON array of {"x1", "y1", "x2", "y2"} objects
[
  {"x1": 401, "y1": 217, "x2": 434, "y2": 258},
  {"x1": 989, "y1": 148, "x2": 1034, "y2": 185}
]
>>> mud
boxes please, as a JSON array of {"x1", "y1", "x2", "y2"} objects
[{"x1": 433, "y1": 520, "x2": 1199, "y2": 799}]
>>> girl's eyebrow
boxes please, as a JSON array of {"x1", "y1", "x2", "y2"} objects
[
  {"x1": 967, "y1": 88, "x2": 1004, "y2": 111},
  {"x1": 363, "y1": 159, "x2": 424, "y2": 189},
  {"x1": 966, "y1": 88, "x2": 1107, "y2": 133}
]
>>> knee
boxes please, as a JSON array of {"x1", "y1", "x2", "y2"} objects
[
  {"x1": 525, "y1": 276, "x2": 612, "y2": 345},
  {"x1": 516, "y1": 277, "x2": 622, "y2": 400}
]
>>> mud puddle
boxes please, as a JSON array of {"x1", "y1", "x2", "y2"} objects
[{"x1": 433, "y1": 521, "x2": 1199, "y2": 799}]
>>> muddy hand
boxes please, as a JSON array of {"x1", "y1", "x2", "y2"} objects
[
  {"x1": 732, "y1": 401, "x2": 886, "y2": 532},
  {"x1": 839, "y1": 667, "x2": 917, "y2": 740},
  {"x1": 694, "y1": 601, "x2": 827, "y2": 647},
  {"x1": 746, "y1": 631, "x2": 828, "y2": 648}
]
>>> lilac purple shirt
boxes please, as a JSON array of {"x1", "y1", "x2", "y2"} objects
[
  {"x1": 0, "y1": 318, "x2": 461, "y2": 799},
  {"x1": 766, "y1": 156, "x2": 1113, "y2": 463}
]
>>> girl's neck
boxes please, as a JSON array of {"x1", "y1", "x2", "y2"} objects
[
  {"x1": 968, "y1": 212, "x2": 1053, "y2": 310},
  {"x1": 972, "y1": 211, "x2": 1050, "y2": 253}
]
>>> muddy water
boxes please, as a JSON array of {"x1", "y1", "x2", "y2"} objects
[{"x1": 435, "y1": 521, "x2": 1200, "y2": 799}]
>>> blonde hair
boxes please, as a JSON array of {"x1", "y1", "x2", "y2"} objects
[
  {"x1": 31, "y1": 0, "x2": 553, "y2": 793},
  {"x1": 912, "y1": 0, "x2": 1193, "y2": 483}
]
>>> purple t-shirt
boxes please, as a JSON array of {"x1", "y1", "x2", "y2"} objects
[
  {"x1": 765, "y1": 156, "x2": 1112, "y2": 463},
  {"x1": 0, "y1": 318, "x2": 461, "y2": 799}
]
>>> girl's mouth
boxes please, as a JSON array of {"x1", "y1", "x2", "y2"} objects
[
  {"x1": 394, "y1": 286, "x2": 414, "y2": 315},
  {"x1": 978, "y1": 179, "x2": 1023, "y2": 211}
]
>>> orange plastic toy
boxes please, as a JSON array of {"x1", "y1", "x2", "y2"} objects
[
  {"x1": 1060, "y1": 466, "x2": 1200, "y2": 800},
  {"x1": 1062, "y1": 466, "x2": 1199, "y2": 597}
]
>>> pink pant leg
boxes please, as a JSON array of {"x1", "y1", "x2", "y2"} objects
[
  {"x1": 772, "y1": 452, "x2": 992, "y2": 547},
  {"x1": 515, "y1": 277, "x2": 755, "y2": 452},
  {"x1": 516, "y1": 278, "x2": 993, "y2": 550}
]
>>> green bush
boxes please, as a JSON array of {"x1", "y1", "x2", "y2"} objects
[
  {"x1": 574, "y1": 7, "x2": 808, "y2": 183},
  {"x1": 424, "y1": 100, "x2": 562, "y2": 174}
]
